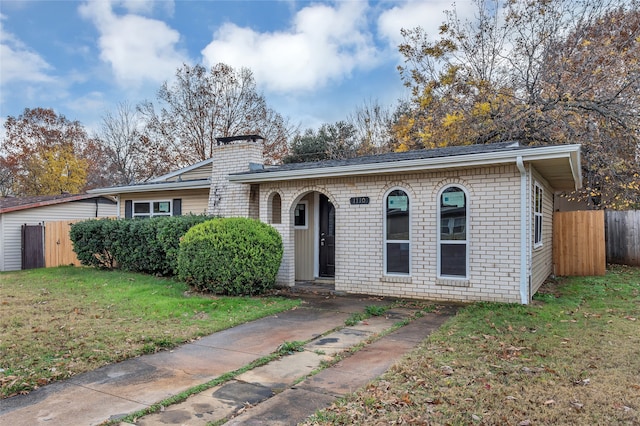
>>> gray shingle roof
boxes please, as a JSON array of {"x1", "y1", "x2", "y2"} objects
[{"x1": 252, "y1": 141, "x2": 525, "y2": 174}]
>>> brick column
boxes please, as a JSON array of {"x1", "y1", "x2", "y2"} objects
[{"x1": 208, "y1": 141, "x2": 263, "y2": 217}]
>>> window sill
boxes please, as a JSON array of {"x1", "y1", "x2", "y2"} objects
[
  {"x1": 382, "y1": 275, "x2": 412, "y2": 284},
  {"x1": 436, "y1": 278, "x2": 470, "y2": 287}
]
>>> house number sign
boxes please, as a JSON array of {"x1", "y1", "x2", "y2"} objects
[{"x1": 350, "y1": 197, "x2": 370, "y2": 205}]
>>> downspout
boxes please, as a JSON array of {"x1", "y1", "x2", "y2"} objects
[{"x1": 516, "y1": 157, "x2": 529, "y2": 304}]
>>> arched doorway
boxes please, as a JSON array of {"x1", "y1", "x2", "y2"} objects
[{"x1": 292, "y1": 191, "x2": 336, "y2": 281}]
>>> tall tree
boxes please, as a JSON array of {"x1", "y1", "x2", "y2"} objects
[
  {"x1": 21, "y1": 145, "x2": 88, "y2": 195},
  {"x1": 347, "y1": 99, "x2": 397, "y2": 156},
  {"x1": 395, "y1": 0, "x2": 640, "y2": 208},
  {"x1": 284, "y1": 122, "x2": 358, "y2": 163},
  {"x1": 98, "y1": 101, "x2": 172, "y2": 184},
  {"x1": 0, "y1": 156, "x2": 15, "y2": 196},
  {"x1": 1, "y1": 108, "x2": 107, "y2": 195},
  {"x1": 139, "y1": 63, "x2": 292, "y2": 166}
]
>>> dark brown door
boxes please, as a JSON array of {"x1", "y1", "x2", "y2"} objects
[
  {"x1": 319, "y1": 194, "x2": 335, "y2": 277},
  {"x1": 22, "y1": 224, "x2": 44, "y2": 269}
]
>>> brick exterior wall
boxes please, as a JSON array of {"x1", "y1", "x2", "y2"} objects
[
  {"x1": 260, "y1": 165, "x2": 527, "y2": 304},
  {"x1": 203, "y1": 139, "x2": 559, "y2": 304},
  {"x1": 208, "y1": 141, "x2": 263, "y2": 217}
]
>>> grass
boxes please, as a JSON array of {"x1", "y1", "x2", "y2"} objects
[
  {"x1": 304, "y1": 265, "x2": 640, "y2": 425},
  {"x1": 344, "y1": 304, "x2": 389, "y2": 326},
  {"x1": 0, "y1": 266, "x2": 299, "y2": 398}
]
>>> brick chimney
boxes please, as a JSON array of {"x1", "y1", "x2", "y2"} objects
[{"x1": 208, "y1": 135, "x2": 263, "y2": 217}]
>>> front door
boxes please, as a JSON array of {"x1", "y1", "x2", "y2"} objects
[{"x1": 318, "y1": 194, "x2": 335, "y2": 277}]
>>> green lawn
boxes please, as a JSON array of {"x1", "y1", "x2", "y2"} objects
[
  {"x1": 305, "y1": 266, "x2": 640, "y2": 425},
  {"x1": 0, "y1": 266, "x2": 299, "y2": 398}
]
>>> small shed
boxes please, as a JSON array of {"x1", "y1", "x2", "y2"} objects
[{"x1": 0, "y1": 194, "x2": 117, "y2": 271}]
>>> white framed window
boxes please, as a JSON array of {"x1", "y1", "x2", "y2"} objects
[
  {"x1": 294, "y1": 201, "x2": 308, "y2": 229},
  {"x1": 133, "y1": 201, "x2": 172, "y2": 219},
  {"x1": 438, "y1": 185, "x2": 468, "y2": 279},
  {"x1": 384, "y1": 188, "x2": 410, "y2": 275},
  {"x1": 534, "y1": 182, "x2": 543, "y2": 247}
]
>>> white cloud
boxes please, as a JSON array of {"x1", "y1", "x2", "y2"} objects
[
  {"x1": 0, "y1": 15, "x2": 54, "y2": 84},
  {"x1": 79, "y1": 0, "x2": 187, "y2": 87},
  {"x1": 64, "y1": 91, "x2": 107, "y2": 115},
  {"x1": 377, "y1": 0, "x2": 455, "y2": 48},
  {"x1": 201, "y1": 2, "x2": 379, "y2": 93},
  {"x1": 116, "y1": 0, "x2": 175, "y2": 17}
]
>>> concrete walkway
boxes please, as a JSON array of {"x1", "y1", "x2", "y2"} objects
[{"x1": 0, "y1": 292, "x2": 456, "y2": 426}]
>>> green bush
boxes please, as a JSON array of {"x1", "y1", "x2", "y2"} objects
[
  {"x1": 70, "y1": 215, "x2": 211, "y2": 275},
  {"x1": 110, "y1": 218, "x2": 164, "y2": 273},
  {"x1": 157, "y1": 215, "x2": 214, "y2": 275},
  {"x1": 70, "y1": 218, "x2": 118, "y2": 269},
  {"x1": 177, "y1": 217, "x2": 283, "y2": 295}
]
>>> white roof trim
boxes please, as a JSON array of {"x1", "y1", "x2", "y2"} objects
[
  {"x1": 149, "y1": 158, "x2": 213, "y2": 182},
  {"x1": 229, "y1": 144, "x2": 582, "y2": 186},
  {"x1": 87, "y1": 179, "x2": 211, "y2": 195}
]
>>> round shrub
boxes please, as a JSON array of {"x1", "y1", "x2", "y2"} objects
[{"x1": 177, "y1": 217, "x2": 283, "y2": 295}]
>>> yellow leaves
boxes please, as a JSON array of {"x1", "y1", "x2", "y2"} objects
[
  {"x1": 440, "y1": 65, "x2": 460, "y2": 86},
  {"x1": 22, "y1": 144, "x2": 88, "y2": 195},
  {"x1": 472, "y1": 102, "x2": 492, "y2": 117},
  {"x1": 442, "y1": 112, "x2": 463, "y2": 128},
  {"x1": 395, "y1": 143, "x2": 410, "y2": 153}
]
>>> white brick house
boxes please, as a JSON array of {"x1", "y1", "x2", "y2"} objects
[
  {"x1": 229, "y1": 139, "x2": 582, "y2": 304},
  {"x1": 90, "y1": 137, "x2": 582, "y2": 304}
]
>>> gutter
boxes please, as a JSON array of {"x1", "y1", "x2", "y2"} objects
[
  {"x1": 87, "y1": 178, "x2": 211, "y2": 195},
  {"x1": 229, "y1": 144, "x2": 582, "y2": 184},
  {"x1": 516, "y1": 156, "x2": 529, "y2": 305}
]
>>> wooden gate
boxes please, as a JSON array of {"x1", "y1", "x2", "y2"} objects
[
  {"x1": 44, "y1": 220, "x2": 82, "y2": 268},
  {"x1": 606, "y1": 210, "x2": 640, "y2": 266},
  {"x1": 21, "y1": 224, "x2": 45, "y2": 269},
  {"x1": 553, "y1": 210, "x2": 605, "y2": 276}
]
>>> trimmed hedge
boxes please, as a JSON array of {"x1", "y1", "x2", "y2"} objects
[
  {"x1": 177, "y1": 217, "x2": 283, "y2": 295},
  {"x1": 69, "y1": 218, "x2": 119, "y2": 269},
  {"x1": 70, "y1": 215, "x2": 211, "y2": 275}
]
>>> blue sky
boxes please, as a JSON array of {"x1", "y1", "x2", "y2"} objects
[{"x1": 0, "y1": 0, "x2": 469, "y2": 135}]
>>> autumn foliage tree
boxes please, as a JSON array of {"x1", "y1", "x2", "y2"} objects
[
  {"x1": 395, "y1": 0, "x2": 640, "y2": 208},
  {"x1": 1, "y1": 108, "x2": 109, "y2": 196},
  {"x1": 98, "y1": 101, "x2": 173, "y2": 185},
  {"x1": 139, "y1": 63, "x2": 293, "y2": 167}
]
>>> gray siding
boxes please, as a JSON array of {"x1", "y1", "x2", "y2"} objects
[
  {"x1": 530, "y1": 167, "x2": 554, "y2": 295},
  {"x1": 0, "y1": 200, "x2": 116, "y2": 271}
]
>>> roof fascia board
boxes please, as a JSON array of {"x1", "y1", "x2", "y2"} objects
[
  {"x1": 88, "y1": 179, "x2": 211, "y2": 195},
  {"x1": 149, "y1": 158, "x2": 213, "y2": 183},
  {"x1": 229, "y1": 145, "x2": 582, "y2": 184},
  {"x1": 0, "y1": 195, "x2": 112, "y2": 214}
]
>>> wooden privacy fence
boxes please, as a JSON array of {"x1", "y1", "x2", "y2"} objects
[
  {"x1": 44, "y1": 220, "x2": 82, "y2": 268},
  {"x1": 553, "y1": 210, "x2": 606, "y2": 276},
  {"x1": 606, "y1": 210, "x2": 640, "y2": 266}
]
